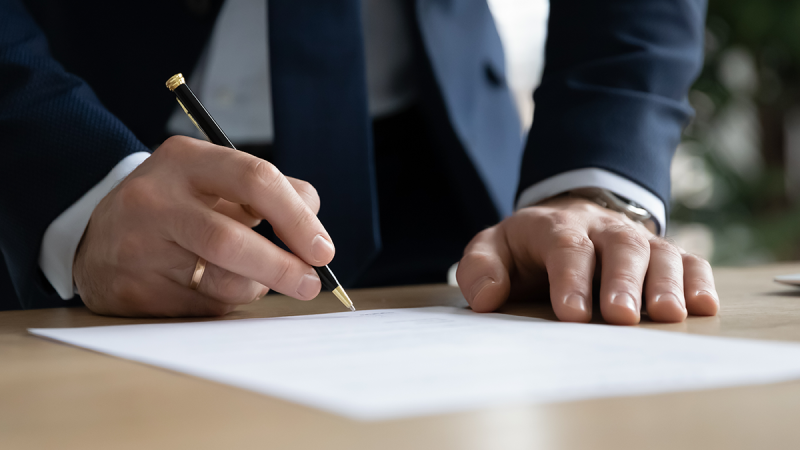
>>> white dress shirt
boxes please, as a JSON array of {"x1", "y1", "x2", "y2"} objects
[{"x1": 39, "y1": 0, "x2": 665, "y2": 300}]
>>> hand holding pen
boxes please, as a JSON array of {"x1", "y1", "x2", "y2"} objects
[
  {"x1": 71, "y1": 78, "x2": 352, "y2": 317},
  {"x1": 166, "y1": 74, "x2": 354, "y2": 310}
]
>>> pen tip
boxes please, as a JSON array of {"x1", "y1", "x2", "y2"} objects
[{"x1": 332, "y1": 285, "x2": 356, "y2": 312}]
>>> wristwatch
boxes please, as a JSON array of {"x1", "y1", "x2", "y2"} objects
[{"x1": 568, "y1": 187, "x2": 658, "y2": 234}]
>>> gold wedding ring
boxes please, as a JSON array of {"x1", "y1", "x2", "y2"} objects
[{"x1": 189, "y1": 257, "x2": 207, "y2": 290}]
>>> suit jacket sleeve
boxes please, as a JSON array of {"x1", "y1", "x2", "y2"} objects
[
  {"x1": 517, "y1": 0, "x2": 706, "y2": 209},
  {"x1": 0, "y1": 0, "x2": 150, "y2": 309}
]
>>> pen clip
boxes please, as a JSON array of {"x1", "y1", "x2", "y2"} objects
[{"x1": 176, "y1": 98, "x2": 210, "y2": 142}]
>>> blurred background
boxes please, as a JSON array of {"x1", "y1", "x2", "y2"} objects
[{"x1": 489, "y1": 0, "x2": 800, "y2": 266}]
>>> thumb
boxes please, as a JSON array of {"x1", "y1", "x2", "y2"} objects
[{"x1": 456, "y1": 227, "x2": 512, "y2": 312}]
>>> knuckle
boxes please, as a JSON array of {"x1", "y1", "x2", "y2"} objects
[
  {"x1": 527, "y1": 210, "x2": 584, "y2": 237},
  {"x1": 245, "y1": 159, "x2": 282, "y2": 192},
  {"x1": 526, "y1": 211, "x2": 558, "y2": 231},
  {"x1": 158, "y1": 136, "x2": 192, "y2": 159},
  {"x1": 164, "y1": 134, "x2": 190, "y2": 146},
  {"x1": 202, "y1": 223, "x2": 246, "y2": 263},
  {"x1": 548, "y1": 210, "x2": 577, "y2": 227},
  {"x1": 294, "y1": 179, "x2": 318, "y2": 200},
  {"x1": 551, "y1": 231, "x2": 594, "y2": 257},
  {"x1": 289, "y1": 201, "x2": 315, "y2": 230},
  {"x1": 514, "y1": 207, "x2": 543, "y2": 222},
  {"x1": 649, "y1": 238, "x2": 681, "y2": 258},
  {"x1": 572, "y1": 201, "x2": 597, "y2": 214},
  {"x1": 608, "y1": 226, "x2": 650, "y2": 255},
  {"x1": 599, "y1": 215, "x2": 624, "y2": 229},
  {"x1": 117, "y1": 177, "x2": 158, "y2": 211}
]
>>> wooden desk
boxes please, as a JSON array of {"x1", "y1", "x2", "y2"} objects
[{"x1": 3, "y1": 263, "x2": 800, "y2": 450}]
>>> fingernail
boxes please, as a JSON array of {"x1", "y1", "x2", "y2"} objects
[
  {"x1": 611, "y1": 293, "x2": 638, "y2": 313},
  {"x1": 296, "y1": 273, "x2": 320, "y2": 299},
  {"x1": 696, "y1": 290, "x2": 719, "y2": 303},
  {"x1": 469, "y1": 276, "x2": 495, "y2": 304},
  {"x1": 311, "y1": 235, "x2": 334, "y2": 264},
  {"x1": 654, "y1": 293, "x2": 685, "y2": 311},
  {"x1": 563, "y1": 294, "x2": 587, "y2": 313}
]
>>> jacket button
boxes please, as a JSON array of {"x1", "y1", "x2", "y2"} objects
[{"x1": 484, "y1": 63, "x2": 505, "y2": 87}]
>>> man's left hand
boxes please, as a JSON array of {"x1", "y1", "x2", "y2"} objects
[{"x1": 456, "y1": 196, "x2": 719, "y2": 325}]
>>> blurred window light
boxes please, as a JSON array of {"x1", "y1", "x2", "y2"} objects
[
  {"x1": 717, "y1": 47, "x2": 759, "y2": 96},
  {"x1": 710, "y1": 99, "x2": 763, "y2": 181},
  {"x1": 688, "y1": 89, "x2": 716, "y2": 126},
  {"x1": 671, "y1": 143, "x2": 715, "y2": 209}
]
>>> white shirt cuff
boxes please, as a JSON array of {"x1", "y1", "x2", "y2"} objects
[
  {"x1": 515, "y1": 168, "x2": 666, "y2": 236},
  {"x1": 39, "y1": 152, "x2": 151, "y2": 299}
]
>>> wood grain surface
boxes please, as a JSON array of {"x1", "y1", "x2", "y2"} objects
[{"x1": 3, "y1": 264, "x2": 800, "y2": 450}]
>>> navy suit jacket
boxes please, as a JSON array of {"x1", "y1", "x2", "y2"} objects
[{"x1": 0, "y1": 0, "x2": 705, "y2": 310}]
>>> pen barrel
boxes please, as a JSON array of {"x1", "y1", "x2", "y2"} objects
[
  {"x1": 314, "y1": 266, "x2": 340, "y2": 291},
  {"x1": 172, "y1": 83, "x2": 236, "y2": 149}
]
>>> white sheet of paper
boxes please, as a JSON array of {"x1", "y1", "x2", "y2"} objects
[{"x1": 30, "y1": 307, "x2": 800, "y2": 420}]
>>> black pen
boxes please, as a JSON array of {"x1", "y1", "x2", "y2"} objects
[{"x1": 166, "y1": 73, "x2": 355, "y2": 312}]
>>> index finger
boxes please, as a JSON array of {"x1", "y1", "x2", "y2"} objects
[{"x1": 164, "y1": 138, "x2": 335, "y2": 266}]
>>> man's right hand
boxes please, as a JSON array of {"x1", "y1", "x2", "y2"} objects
[{"x1": 73, "y1": 136, "x2": 334, "y2": 317}]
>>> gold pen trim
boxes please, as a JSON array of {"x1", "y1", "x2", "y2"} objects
[
  {"x1": 175, "y1": 98, "x2": 210, "y2": 141},
  {"x1": 166, "y1": 73, "x2": 185, "y2": 91},
  {"x1": 332, "y1": 286, "x2": 355, "y2": 312}
]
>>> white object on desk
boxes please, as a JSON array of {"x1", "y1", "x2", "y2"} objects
[
  {"x1": 29, "y1": 307, "x2": 800, "y2": 421},
  {"x1": 775, "y1": 274, "x2": 800, "y2": 286}
]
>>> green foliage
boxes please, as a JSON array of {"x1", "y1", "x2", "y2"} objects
[
  {"x1": 707, "y1": 0, "x2": 800, "y2": 105},
  {"x1": 672, "y1": 1, "x2": 800, "y2": 264}
]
